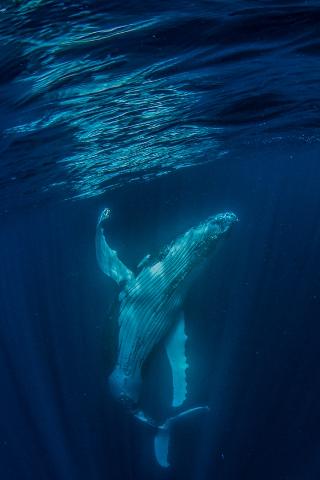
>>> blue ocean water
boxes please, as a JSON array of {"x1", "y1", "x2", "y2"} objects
[{"x1": 0, "y1": 1, "x2": 320, "y2": 479}]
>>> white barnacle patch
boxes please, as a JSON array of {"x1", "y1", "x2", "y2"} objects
[{"x1": 150, "y1": 261, "x2": 163, "y2": 276}]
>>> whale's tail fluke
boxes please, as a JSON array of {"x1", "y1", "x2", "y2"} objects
[
  {"x1": 154, "y1": 406, "x2": 209, "y2": 467},
  {"x1": 133, "y1": 406, "x2": 209, "y2": 468}
]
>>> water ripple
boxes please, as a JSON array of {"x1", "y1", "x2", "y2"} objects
[{"x1": 0, "y1": 1, "x2": 319, "y2": 209}]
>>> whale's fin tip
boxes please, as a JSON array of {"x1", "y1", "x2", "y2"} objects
[{"x1": 96, "y1": 208, "x2": 134, "y2": 286}]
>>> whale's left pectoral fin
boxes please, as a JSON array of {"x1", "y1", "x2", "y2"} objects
[
  {"x1": 96, "y1": 208, "x2": 134, "y2": 286},
  {"x1": 165, "y1": 312, "x2": 188, "y2": 408}
]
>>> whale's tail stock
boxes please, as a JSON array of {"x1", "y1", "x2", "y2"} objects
[{"x1": 134, "y1": 406, "x2": 210, "y2": 468}]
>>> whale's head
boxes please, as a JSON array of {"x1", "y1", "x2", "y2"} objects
[
  {"x1": 108, "y1": 366, "x2": 141, "y2": 410},
  {"x1": 160, "y1": 211, "x2": 238, "y2": 297},
  {"x1": 206, "y1": 211, "x2": 238, "y2": 237},
  {"x1": 163, "y1": 210, "x2": 238, "y2": 282},
  {"x1": 188, "y1": 211, "x2": 238, "y2": 258}
]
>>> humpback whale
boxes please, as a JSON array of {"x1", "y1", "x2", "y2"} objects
[{"x1": 96, "y1": 208, "x2": 237, "y2": 467}]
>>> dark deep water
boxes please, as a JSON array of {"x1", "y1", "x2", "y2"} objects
[{"x1": 1, "y1": 1, "x2": 320, "y2": 479}]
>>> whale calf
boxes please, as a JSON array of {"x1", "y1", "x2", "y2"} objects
[{"x1": 96, "y1": 208, "x2": 237, "y2": 466}]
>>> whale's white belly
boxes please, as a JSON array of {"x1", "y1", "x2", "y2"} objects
[{"x1": 117, "y1": 267, "x2": 182, "y2": 377}]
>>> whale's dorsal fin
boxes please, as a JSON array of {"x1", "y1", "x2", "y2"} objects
[
  {"x1": 96, "y1": 208, "x2": 134, "y2": 286},
  {"x1": 165, "y1": 311, "x2": 188, "y2": 408},
  {"x1": 137, "y1": 253, "x2": 152, "y2": 271}
]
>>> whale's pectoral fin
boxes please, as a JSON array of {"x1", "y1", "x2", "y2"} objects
[
  {"x1": 165, "y1": 311, "x2": 188, "y2": 408},
  {"x1": 154, "y1": 406, "x2": 210, "y2": 468},
  {"x1": 96, "y1": 208, "x2": 134, "y2": 286}
]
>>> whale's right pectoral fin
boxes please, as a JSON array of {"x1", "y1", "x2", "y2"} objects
[
  {"x1": 165, "y1": 311, "x2": 188, "y2": 408},
  {"x1": 96, "y1": 208, "x2": 134, "y2": 286}
]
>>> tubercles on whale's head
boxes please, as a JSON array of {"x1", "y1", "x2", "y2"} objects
[
  {"x1": 189, "y1": 211, "x2": 238, "y2": 259},
  {"x1": 194, "y1": 211, "x2": 238, "y2": 242},
  {"x1": 208, "y1": 211, "x2": 238, "y2": 235},
  {"x1": 108, "y1": 366, "x2": 141, "y2": 410}
]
